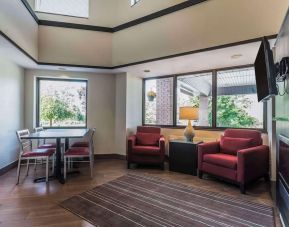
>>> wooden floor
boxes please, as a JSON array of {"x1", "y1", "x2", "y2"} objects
[{"x1": 0, "y1": 159, "x2": 281, "y2": 227}]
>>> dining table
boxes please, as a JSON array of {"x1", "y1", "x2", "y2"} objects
[{"x1": 20, "y1": 128, "x2": 89, "y2": 184}]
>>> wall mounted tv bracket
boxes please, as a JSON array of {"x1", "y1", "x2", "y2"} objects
[{"x1": 276, "y1": 57, "x2": 289, "y2": 82}]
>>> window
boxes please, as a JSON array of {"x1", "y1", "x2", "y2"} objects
[
  {"x1": 217, "y1": 68, "x2": 263, "y2": 129},
  {"x1": 143, "y1": 66, "x2": 265, "y2": 130},
  {"x1": 35, "y1": 0, "x2": 89, "y2": 18},
  {"x1": 144, "y1": 77, "x2": 174, "y2": 125},
  {"x1": 177, "y1": 73, "x2": 212, "y2": 126},
  {"x1": 37, "y1": 78, "x2": 87, "y2": 128},
  {"x1": 131, "y1": 0, "x2": 140, "y2": 6}
]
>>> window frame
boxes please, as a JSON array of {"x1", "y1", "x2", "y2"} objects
[
  {"x1": 35, "y1": 0, "x2": 90, "y2": 19},
  {"x1": 36, "y1": 77, "x2": 88, "y2": 129},
  {"x1": 142, "y1": 64, "x2": 267, "y2": 132}
]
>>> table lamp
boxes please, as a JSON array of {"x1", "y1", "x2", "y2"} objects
[{"x1": 179, "y1": 106, "x2": 199, "y2": 142}]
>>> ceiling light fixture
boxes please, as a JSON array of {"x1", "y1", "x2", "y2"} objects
[{"x1": 231, "y1": 54, "x2": 243, "y2": 59}]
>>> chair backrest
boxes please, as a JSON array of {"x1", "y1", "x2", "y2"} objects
[
  {"x1": 16, "y1": 129, "x2": 32, "y2": 153},
  {"x1": 137, "y1": 126, "x2": 161, "y2": 134},
  {"x1": 34, "y1": 127, "x2": 45, "y2": 146},
  {"x1": 223, "y1": 129, "x2": 262, "y2": 147}
]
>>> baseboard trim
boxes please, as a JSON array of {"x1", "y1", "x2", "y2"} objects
[
  {"x1": 0, "y1": 160, "x2": 18, "y2": 176},
  {"x1": 94, "y1": 154, "x2": 126, "y2": 160}
]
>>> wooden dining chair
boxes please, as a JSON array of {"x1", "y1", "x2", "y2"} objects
[
  {"x1": 64, "y1": 128, "x2": 95, "y2": 180},
  {"x1": 16, "y1": 129, "x2": 55, "y2": 184}
]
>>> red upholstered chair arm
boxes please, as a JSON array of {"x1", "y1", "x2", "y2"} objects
[
  {"x1": 198, "y1": 141, "x2": 220, "y2": 170},
  {"x1": 237, "y1": 145, "x2": 269, "y2": 184},
  {"x1": 127, "y1": 135, "x2": 137, "y2": 159},
  {"x1": 159, "y1": 136, "x2": 165, "y2": 158}
]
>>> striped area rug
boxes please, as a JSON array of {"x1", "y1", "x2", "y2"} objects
[{"x1": 60, "y1": 173, "x2": 275, "y2": 227}]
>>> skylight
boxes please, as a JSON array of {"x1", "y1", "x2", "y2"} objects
[
  {"x1": 131, "y1": 0, "x2": 140, "y2": 7},
  {"x1": 35, "y1": 0, "x2": 89, "y2": 18}
]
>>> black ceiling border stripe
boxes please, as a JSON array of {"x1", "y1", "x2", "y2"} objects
[
  {"x1": 39, "y1": 20, "x2": 113, "y2": 33},
  {"x1": 21, "y1": 0, "x2": 209, "y2": 33},
  {"x1": 0, "y1": 30, "x2": 277, "y2": 70},
  {"x1": 112, "y1": 34, "x2": 278, "y2": 68},
  {"x1": 37, "y1": 62, "x2": 112, "y2": 70},
  {"x1": 0, "y1": 30, "x2": 38, "y2": 63},
  {"x1": 113, "y1": 0, "x2": 208, "y2": 32},
  {"x1": 20, "y1": 0, "x2": 39, "y2": 23}
]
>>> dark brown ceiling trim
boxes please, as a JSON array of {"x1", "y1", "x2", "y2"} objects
[
  {"x1": 0, "y1": 30, "x2": 277, "y2": 71},
  {"x1": 113, "y1": 0, "x2": 208, "y2": 32},
  {"x1": 0, "y1": 30, "x2": 37, "y2": 63},
  {"x1": 112, "y1": 34, "x2": 277, "y2": 68},
  {"x1": 39, "y1": 20, "x2": 113, "y2": 33},
  {"x1": 37, "y1": 62, "x2": 112, "y2": 70},
  {"x1": 21, "y1": 0, "x2": 209, "y2": 33},
  {"x1": 20, "y1": 0, "x2": 39, "y2": 23}
]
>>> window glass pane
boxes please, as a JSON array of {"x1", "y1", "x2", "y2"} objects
[
  {"x1": 131, "y1": 0, "x2": 140, "y2": 6},
  {"x1": 177, "y1": 73, "x2": 212, "y2": 126},
  {"x1": 38, "y1": 79, "x2": 87, "y2": 127},
  {"x1": 144, "y1": 77, "x2": 174, "y2": 125},
  {"x1": 35, "y1": 0, "x2": 89, "y2": 18},
  {"x1": 216, "y1": 68, "x2": 263, "y2": 128}
]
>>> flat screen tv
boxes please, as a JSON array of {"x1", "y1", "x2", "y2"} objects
[{"x1": 254, "y1": 37, "x2": 278, "y2": 102}]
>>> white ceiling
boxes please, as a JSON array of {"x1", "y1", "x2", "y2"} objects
[{"x1": 0, "y1": 34, "x2": 276, "y2": 78}]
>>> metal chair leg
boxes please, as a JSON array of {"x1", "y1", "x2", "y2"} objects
[
  {"x1": 46, "y1": 157, "x2": 49, "y2": 183},
  {"x1": 90, "y1": 156, "x2": 94, "y2": 178},
  {"x1": 52, "y1": 154, "x2": 55, "y2": 174},
  {"x1": 16, "y1": 159, "x2": 21, "y2": 185},
  {"x1": 26, "y1": 159, "x2": 30, "y2": 176},
  {"x1": 64, "y1": 156, "x2": 67, "y2": 180},
  {"x1": 34, "y1": 159, "x2": 37, "y2": 171}
]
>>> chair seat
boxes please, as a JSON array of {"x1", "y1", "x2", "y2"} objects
[
  {"x1": 22, "y1": 148, "x2": 55, "y2": 158},
  {"x1": 71, "y1": 141, "x2": 89, "y2": 147},
  {"x1": 65, "y1": 147, "x2": 89, "y2": 156},
  {"x1": 132, "y1": 146, "x2": 160, "y2": 156},
  {"x1": 38, "y1": 143, "x2": 64, "y2": 149},
  {"x1": 203, "y1": 153, "x2": 237, "y2": 170}
]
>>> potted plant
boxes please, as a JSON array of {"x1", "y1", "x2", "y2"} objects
[{"x1": 147, "y1": 90, "x2": 156, "y2": 101}]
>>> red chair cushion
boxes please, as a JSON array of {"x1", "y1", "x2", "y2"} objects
[
  {"x1": 22, "y1": 149, "x2": 55, "y2": 157},
  {"x1": 65, "y1": 147, "x2": 89, "y2": 156},
  {"x1": 203, "y1": 153, "x2": 238, "y2": 170},
  {"x1": 132, "y1": 146, "x2": 160, "y2": 156},
  {"x1": 136, "y1": 133, "x2": 160, "y2": 146},
  {"x1": 224, "y1": 129, "x2": 262, "y2": 146},
  {"x1": 220, "y1": 136, "x2": 253, "y2": 155},
  {"x1": 38, "y1": 143, "x2": 56, "y2": 149},
  {"x1": 137, "y1": 126, "x2": 161, "y2": 134},
  {"x1": 71, "y1": 141, "x2": 89, "y2": 147},
  {"x1": 38, "y1": 143, "x2": 64, "y2": 149}
]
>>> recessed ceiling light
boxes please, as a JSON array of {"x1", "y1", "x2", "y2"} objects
[
  {"x1": 231, "y1": 54, "x2": 243, "y2": 59},
  {"x1": 144, "y1": 69, "x2": 150, "y2": 73}
]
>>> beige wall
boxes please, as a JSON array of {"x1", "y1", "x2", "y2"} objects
[
  {"x1": 0, "y1": 0, "x2": 38, "y2": 59},
  {"x1": 24, "y1": 69, "x2": 116, "y2": 155},
  {"x1": 114, "y1": 73, "x2": 127, "y2": 155},
  {"x1": 38, "y1": 26, "x2": 112, "y2": 66},
  {"x1": 0, "y1": 57, "x2": 24, "y2": 169},
  {"x1": 113, "y1": 0, "x2": 289, "y2": 66},
  {"x1": 114, "y1": 0, "x2": 186, "y2": 26}
]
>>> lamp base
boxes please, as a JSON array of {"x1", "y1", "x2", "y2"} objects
[{"x1": 184, "y1": 120, "x2": 195, "y2": 142}]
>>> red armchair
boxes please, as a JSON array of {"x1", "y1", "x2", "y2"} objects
[
  {"x1": 127, "y1": 126, "x2": 165, "y2": 169},
  {"x1": 198, "y1": 129, "x2": 269, "y2": 193}
]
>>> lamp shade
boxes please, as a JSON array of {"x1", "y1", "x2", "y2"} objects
[{"x1": 179, "y1": 106, "x2": 199, "y2": 120}]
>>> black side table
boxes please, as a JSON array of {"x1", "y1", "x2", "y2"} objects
[{"x1": 169, "y1": 140, "x2": 202, "y2": 176}]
